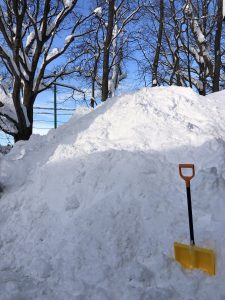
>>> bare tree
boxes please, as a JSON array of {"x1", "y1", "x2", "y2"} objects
[
  {"x1": 67, "y1": 0, "x2": 144, "y2": 105},
  {"x1": 67, "y1": 7, "x2": 103, "y2": 107},
  {"x1": 138, "y1": 0, "x2": 225, "y2": 94},
  {"x1": 105, "y1": 0, "x2": 143, "y2": 100},
  {"x1": 0, "y1": 0, "x2": 92, "y2": 141}
]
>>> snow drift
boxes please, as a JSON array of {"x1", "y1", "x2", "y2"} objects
[{"x1": 1, "y1": 86, "x2": 225, "y2": 299}]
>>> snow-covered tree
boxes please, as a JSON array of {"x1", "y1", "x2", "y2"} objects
[
  {"x1": 101, "y1": 0, "x2": 143, "y2": 101},
  {"x1": 138, "y1": 0, "x2": 224, "y2": 94},
  {"x1": 0, "y1": 0, "x2": 92, "y2": 141},
  {"x1": 183, "y1": 0, "x2": 223, "y2": 94},
  {"x1": 68, "y1": 0, "x2": 144, "y2": 105}
]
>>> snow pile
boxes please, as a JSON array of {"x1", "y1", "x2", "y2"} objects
[{"x1": 1, "y1": 86, "x2": 225, "y2": 299}]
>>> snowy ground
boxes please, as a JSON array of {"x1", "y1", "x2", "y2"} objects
[{"x1": 1, "y1": 86, "x2": 225, "y2": 299}]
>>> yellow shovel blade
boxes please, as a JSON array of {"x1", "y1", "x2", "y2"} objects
[{"x1": 174, "y1": 242, "x2": 216, "y2": 276}]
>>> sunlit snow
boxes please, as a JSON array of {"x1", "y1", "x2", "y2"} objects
[{"x1": 1, "y1": 87, "x2": 225, "y2": 299}]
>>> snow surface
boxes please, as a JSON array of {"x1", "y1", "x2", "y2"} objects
[
  {"x1": 26, "y1": 31, "x2": 35, "y2": 47},
  {"x1": 1, "y1": 86, "x2": 225, "y2": 299},
  {"x1": 63, "y1": 0, "x2": 74, "y2": 8},
  {"x1": 46, "y1": 48, "x2": 60, "y2": 60},
  {"x1": 0, "y1": 90, "x2": 16, "y2": 120},
  {"x1": 0, "y1": 89, "x2": 18, "y2": 134},
  {"x1": 223, "y1": 0, "x2": 225, "y2": 18},
  {"x1": 193, "y1": 20, "x2": 205, "y2": 44},
  {"x1": 93, "y1": 7, "x2": 102, "y2": 17},
  {"x1": 65, "y1": 34, "x2": 74, "y2": 45}
]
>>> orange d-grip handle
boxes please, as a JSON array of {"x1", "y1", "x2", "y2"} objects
[{"x1": 179, "y1": 164, "x2": 195, "y2": 187}]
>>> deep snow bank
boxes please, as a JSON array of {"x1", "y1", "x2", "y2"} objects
[{"x1": 1, "y1": 86, "x2": 225, "y2": 299}]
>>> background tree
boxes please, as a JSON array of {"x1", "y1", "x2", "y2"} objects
[
  {"x1": 138, "y1": 0, "x2": 224, "y2": 94},
  {"x1": 152, "y1": 0, "x2": 164, "y2": 87},
  {"x1": 68, "y1": 0, "x2": 144, "y2": 105}
]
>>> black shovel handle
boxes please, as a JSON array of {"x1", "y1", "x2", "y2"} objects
[{"x1": 179, "y1": 164, "x2": 195, "y2": 245}]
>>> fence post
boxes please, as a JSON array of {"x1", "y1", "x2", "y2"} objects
[{"x1": 54, "y1": 81, "x2": 57, "y2": 129}]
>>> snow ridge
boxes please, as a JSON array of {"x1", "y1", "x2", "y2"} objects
[{"x1": 1, "y1": 86, "x2": 225, "y2": 299}]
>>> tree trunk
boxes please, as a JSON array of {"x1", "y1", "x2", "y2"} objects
[
  {"x1": 199, "y1": 63, "x2": 206, "y2": 96},
  {"x1": 213, "y1": 0, "x2": 223, "y2": 92},
  {"x1": 102, "y1": 0, "x2": 115, "y2": 101},
  {"x1": 91, "y1": 56, "x2": 99, "y2": 108},
  {"x1": 14, "y1": 126, "x2": 32, "y2": 142},
  {"x1": 169, "y1": 0, "x2": 182, "y2": 86},
  {"x1": 109, "y1": 24, "x2": 119, "y2": 97},
  {"x1": 188, "y1": 3, "x2": 214, "y2": 80},
  {"x1": 13, "y1": 83, "x2": 35, "y2": 142},
  {"x1": 152, "y1": 0, "x2": 164, "y2": 87},
  {"x1": 186, "y1": 17, "x2": 192, "y2": 88}
]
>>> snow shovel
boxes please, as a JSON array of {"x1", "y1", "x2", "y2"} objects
[{"x1": 174, "y1": 164, "x2": 216, "y2": 276}]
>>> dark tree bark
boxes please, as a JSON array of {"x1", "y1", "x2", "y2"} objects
[
  {"x1": 102, "y1": 0, "x2": 115, "y2": 101},
  {"x1": 152, "y1": 0, "x2": 164, "y2": 87},
  {"x1": 213, "y1": 0, "x2": 223, "y2": 92},
  {"x1": 91, "y1": 51, "x2": 100, "y2": 108},
  {"x1": 169, "y1": 0, "x2": 182, "y2": 86},
  {"x1": 186, "y1": 21, "x2": 192, "y2": 88}
]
